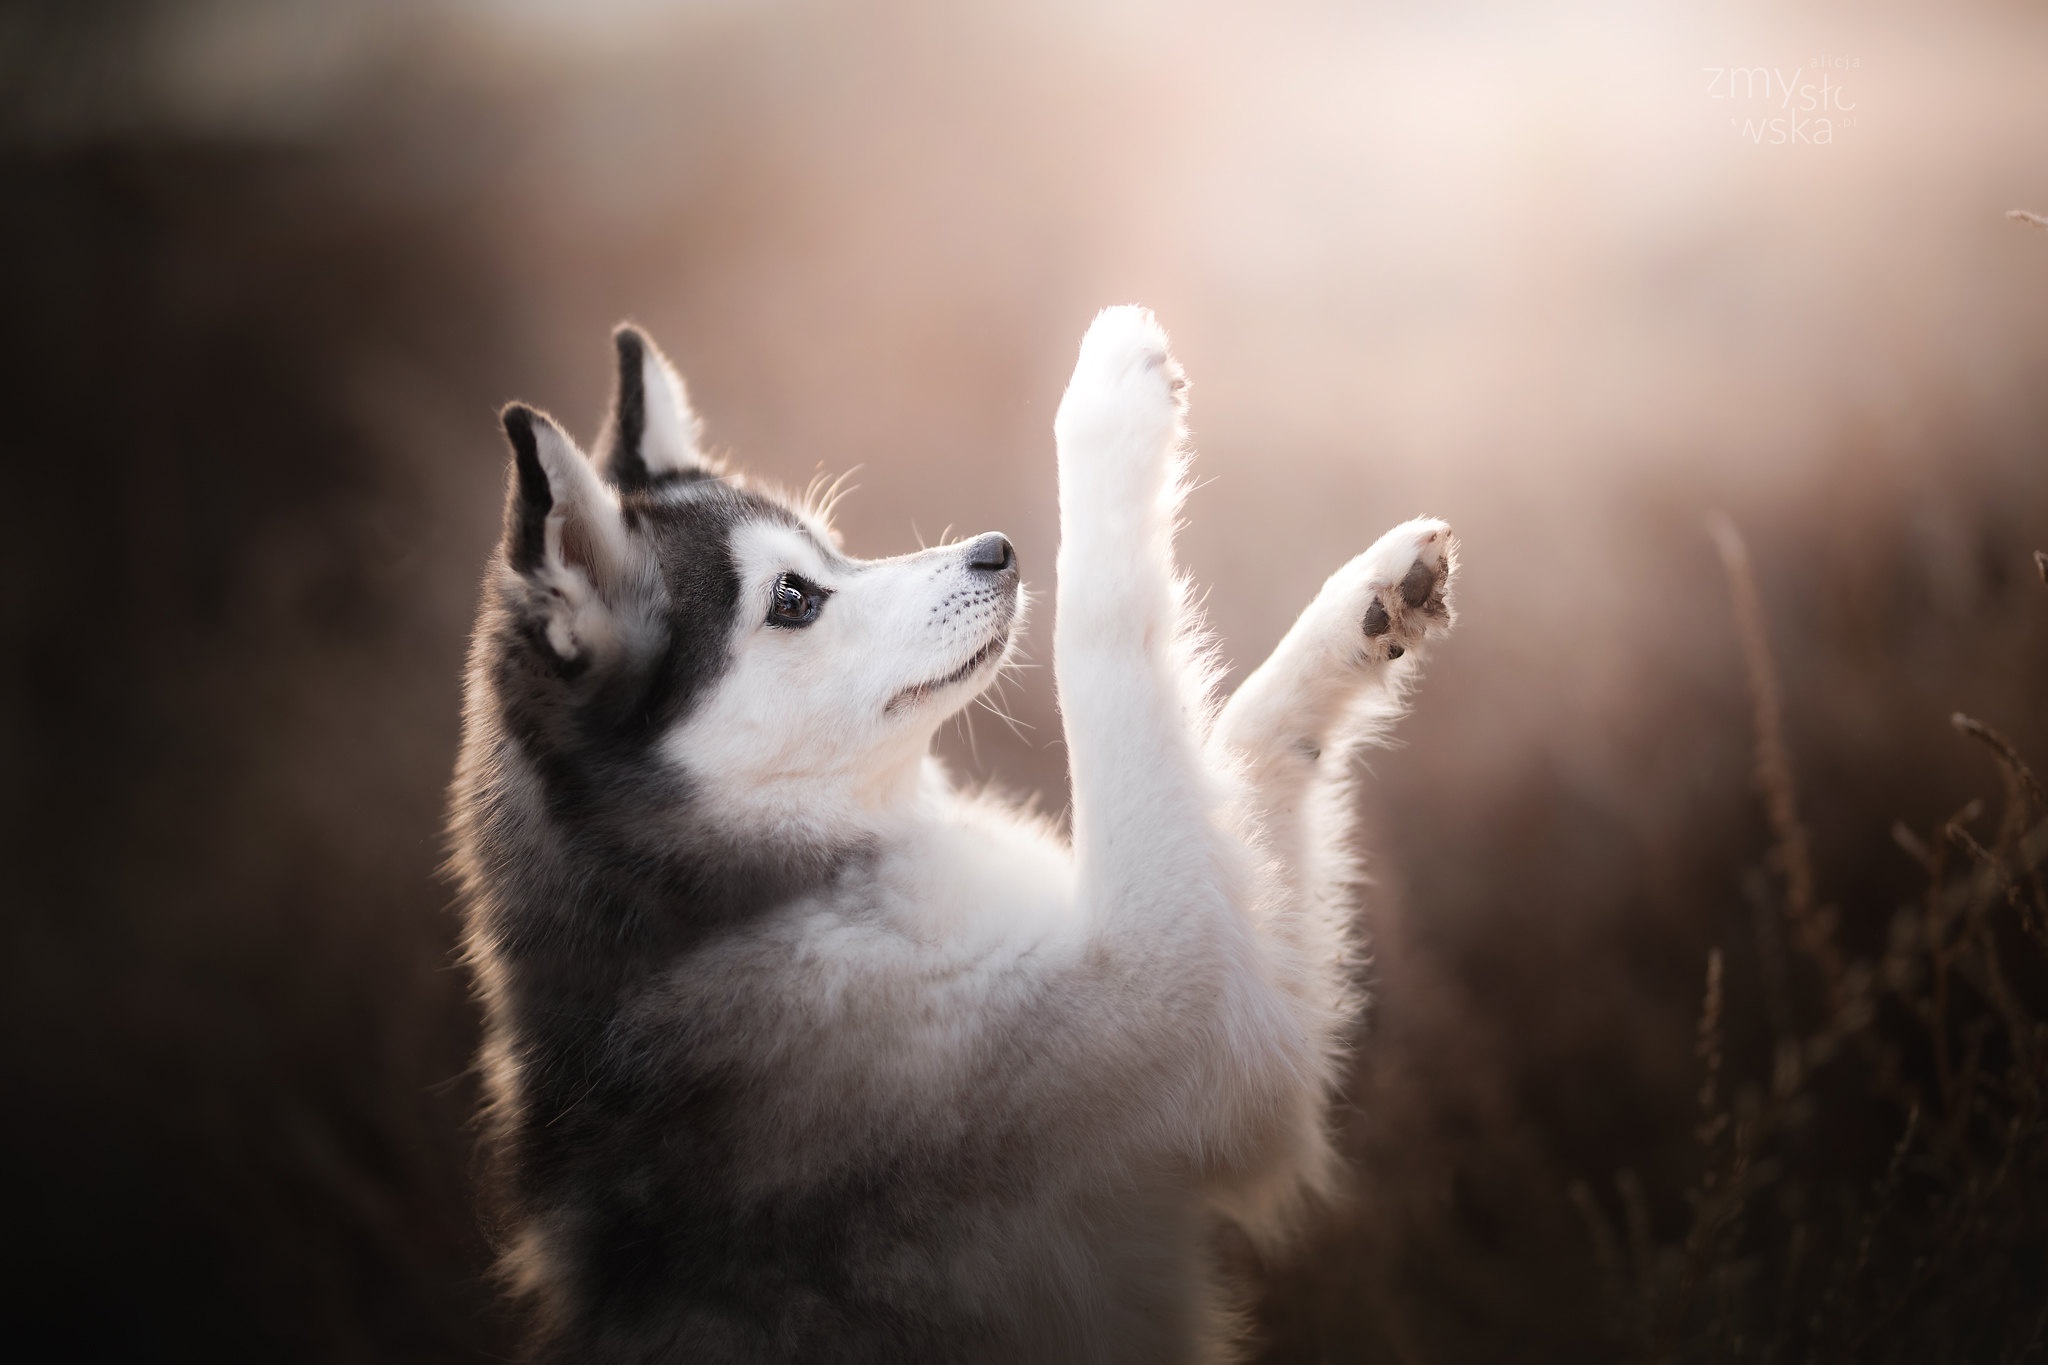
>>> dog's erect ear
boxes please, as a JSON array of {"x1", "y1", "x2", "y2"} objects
[
  {"x1": 502, "y1": 404, "x2": 649, "y2": 660},
  {"x1": 601, "y1": 325, "x2": 708, "y2": 490},
  {"x1": 502, "y1": 403, "x2": 620, "y2": 577}
]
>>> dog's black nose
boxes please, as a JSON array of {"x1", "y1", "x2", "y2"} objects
[{"x1": 964, "y1": 532, "x2": 1016, "y2": 574}]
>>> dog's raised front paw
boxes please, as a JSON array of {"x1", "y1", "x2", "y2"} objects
[
  {"x1": 1052, "y1": 306, "x2": 1186, "y2": 513},
  {"x1": 1343, "y1": 517, "x2": 1457, "y2": 663}
]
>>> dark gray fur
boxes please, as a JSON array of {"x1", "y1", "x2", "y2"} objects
[{"x1": 451, "y1": 366, "x2": 912, "y2": 1361}]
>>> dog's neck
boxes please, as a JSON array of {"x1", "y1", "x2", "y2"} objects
[{"x1": 667, "y1": 728, "x2": 945, "y2": 853}]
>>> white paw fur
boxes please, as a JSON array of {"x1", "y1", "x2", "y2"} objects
[{"x1": 1053, "y1": 306, "x2": 1188, "y2": 528}]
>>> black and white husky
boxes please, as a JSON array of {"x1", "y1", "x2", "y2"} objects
[{"x1": 448, "y1": 307, "x2": 1458, "y2": 1363}]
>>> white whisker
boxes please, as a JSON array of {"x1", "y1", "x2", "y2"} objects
[{"x1": 973, "y1": 693, "x2": 1033, "y2": 744}]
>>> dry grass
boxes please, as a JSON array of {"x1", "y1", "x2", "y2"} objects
[{"x1": 1571, "y1": 530, "x2": 2048, "y2": 1364}]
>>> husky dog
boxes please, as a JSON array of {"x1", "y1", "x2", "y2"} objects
[{"x1": 447, "y1": 307, "x2": 1458, "y2": 1363}]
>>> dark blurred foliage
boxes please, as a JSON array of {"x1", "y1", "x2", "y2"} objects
[
  {"x1": 2, "y1": 2, "x2": 2045, "y2": 1361},
  {"x1": 0, "y1": 135, "x2": 514, "y2": 1360}
]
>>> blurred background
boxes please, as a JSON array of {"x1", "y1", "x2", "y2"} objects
[{"x1": 3, "y1": 1, "x2": 2045, "y2": 1360}]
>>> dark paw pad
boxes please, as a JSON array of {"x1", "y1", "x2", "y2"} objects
[
  {"x1": 1362, "y1": 599, "x2": 1390, "y2": 637},
  {"x1": 1400, "y1": 559, "x2": 1436, "y2": 608}
]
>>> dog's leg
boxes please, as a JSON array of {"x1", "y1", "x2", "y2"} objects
[
  {"x1": 1052, "y1": 307, "x2": 1324, "y2": 1178},
  {"x1": 1190, "y1": 520, "x2": 1457, "y2": 1230},
  {"x1": 1213, "y1": 519, "x2": 1457, "y2": 919}
]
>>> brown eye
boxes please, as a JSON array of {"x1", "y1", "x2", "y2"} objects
[{"x1": 768, "y1": 572, "x2": 828, "y2": 628}]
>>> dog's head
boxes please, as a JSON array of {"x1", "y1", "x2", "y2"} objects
[{"x1": 474, "y1": 326, "x2": 1022, "y2": 849}]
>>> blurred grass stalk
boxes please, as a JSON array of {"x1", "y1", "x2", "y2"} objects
[{"x1": 1572, "y1": 517, "x2": 2048, "y2": 1363}]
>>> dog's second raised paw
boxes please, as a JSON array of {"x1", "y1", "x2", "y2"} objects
[{"x1": 1344, "y1": 517, "x2": 1457, "y2": 663}]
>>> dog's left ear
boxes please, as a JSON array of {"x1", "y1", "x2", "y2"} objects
[
  {"x1": 601, "y1": 324, "x2": 709, "y2": 490},
  {"x1": 501, "y1": 404, "x2": 657, "y2": 665}
]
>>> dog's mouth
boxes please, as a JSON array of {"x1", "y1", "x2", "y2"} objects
[{"x1": 885, "y1": 627, "x2": 1012, "y2": 715}]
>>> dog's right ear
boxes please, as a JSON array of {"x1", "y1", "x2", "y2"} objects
[
  {"x1": 501, "y1": 403, "x2": 648, "y2": 663},
  {"x1": 601, "y1": 325, "x2": 710, "y2": 490}
]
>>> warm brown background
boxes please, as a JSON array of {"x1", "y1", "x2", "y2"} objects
[{"x1": 4, "y1": 2, "x2": 2045, "y2": 1360}]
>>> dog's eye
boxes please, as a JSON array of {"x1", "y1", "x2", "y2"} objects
[{"x1": 767, "y1": 572, "x2": 829, "y2": 628}]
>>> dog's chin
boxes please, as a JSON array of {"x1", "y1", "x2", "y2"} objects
[{"x1": 884, "y1": 627, "x2": 1012, "y2": 717}]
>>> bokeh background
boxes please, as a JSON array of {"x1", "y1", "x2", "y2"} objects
[{"x1": 4, "y1": 1, "x2": 2045, "y2": 1360}]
